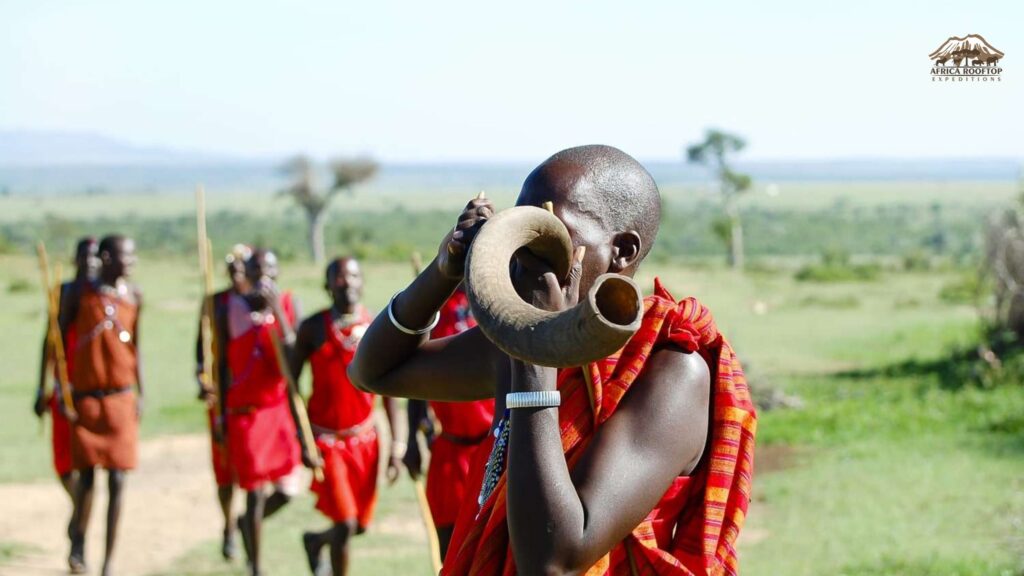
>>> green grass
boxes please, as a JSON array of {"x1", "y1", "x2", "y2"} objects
[
  {"x1": 746, "y1": 374, "x2": 1024, "y2": 575},
  {"x1": 0, "y1": 541, "x2": 40, "y2": 562},
  {"x1": 1, "y1": 249, "x2": 1022, "y2": 574}
]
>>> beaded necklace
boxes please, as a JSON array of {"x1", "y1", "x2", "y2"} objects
[
  {"x1": 328, "y1": 309, "x2": 365, "y2": 352},
  {"x1": 79, "y1": 283, "x2": 133, "y2": 348},
  {"x1": 477, "y1": 409, "x2": 511, "y2": 513}
]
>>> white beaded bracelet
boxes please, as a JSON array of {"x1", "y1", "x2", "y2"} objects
[
  {"x1": 506, "y1": 391, "x2": 561, "y2": 409},
  {"x1": 387, "y1": 292, "x2": 441, "y2": 335}
]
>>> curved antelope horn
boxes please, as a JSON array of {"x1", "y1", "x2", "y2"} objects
[{"x1": 464, "y1": 206, "x2": 643, "y2": 367}]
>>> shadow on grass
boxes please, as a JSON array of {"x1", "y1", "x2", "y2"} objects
[
  {"x1": 838, "y1": 555, "x2": 1022, "y2": 576},
  {"x1": 829, "y1": 338, "x2": 1024, "y2": 458},
  {"x1": 832, "y1": 348, "x2": 979, "y2": 390}
]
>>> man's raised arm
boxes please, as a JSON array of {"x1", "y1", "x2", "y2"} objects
[{"x1": 349, "y1": 196, "x2": 499, "y2": 401}]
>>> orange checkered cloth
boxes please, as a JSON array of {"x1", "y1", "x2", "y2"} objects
[{"x1": 443, "y1": 279, "x2": 757, "y2": 575}]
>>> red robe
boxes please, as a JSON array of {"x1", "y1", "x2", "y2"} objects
[
  {"x1": 443, "y1": 280, "x2": 757, "y2": 576},
  {"x1": 49, "y1": 292, "x2": 78, "y2": 476},
  {"x1": 307, "y1": 307, "x2": 380, "y2": 528},
  {"x1": 70, "y1": 284, "x2": 139, "y2": 471},
  {"x1": 427, "y1": 289, "x2": 496, "y2": 527},
  {"x1": 225, "y1": 293, "x2": 300, "y2": 491},
  {"x1": 197, "y1": 289, "x2": 234, "y2": 487}
]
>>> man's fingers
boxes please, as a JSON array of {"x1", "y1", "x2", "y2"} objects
[
  {"x1": 514, "y1": 248, "x2": 554, "y2": 274},
  {"x1": 447, "y1": 240, "x2": 465, "y2": 256},
  {"x1": 456, "y1": 216, "x2": 483, "y2": 230},
  {"x1": 542, "y1": 271, "x2": 562, "y2": 297},
  {"x1": 567, "y1": 246, "x2": 585, "y2": 285}
]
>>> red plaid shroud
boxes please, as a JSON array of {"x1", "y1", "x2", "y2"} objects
[{"x1": 443, "y1": 279, "x2": 757, "y2": 576}]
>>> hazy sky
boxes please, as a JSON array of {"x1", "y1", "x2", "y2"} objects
[{"x1": 1, "y1": 0, "x2": 1021, "y2": 162}]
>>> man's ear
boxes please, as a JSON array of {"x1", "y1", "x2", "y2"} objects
[{"x1": 609, "y1": 231, "x2": 642, "y2": 273}]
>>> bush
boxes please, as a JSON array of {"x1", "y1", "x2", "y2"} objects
[
  {"x1": 795, "y1": 249, "x2": 881, "y2": 282},
  {"x1": 901, "y1": 249, "x2": 933, "y2": 271},
  {"x1": 798, "y1": 294, "x2": 862, "y2": 309},
  {"x1": 7, "y1": 278, "x2": 32, "y2": 293},
  {"x1": 939, "y1": 272, "x2": 984, "y2": 305}
]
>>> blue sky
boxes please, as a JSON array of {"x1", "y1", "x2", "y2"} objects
[{"x1": 1, "y1": 0, "x2": 1021, "y2": 162}]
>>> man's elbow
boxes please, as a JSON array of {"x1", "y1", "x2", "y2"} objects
[
  {"x1": 516, "y1": 559, "x2": 578, "y2": 576},
  {"x1": 514, "y1": 546, "x2": 587, "y2": 576},
  {"x1": 346, "y1": 361, "x2": 377, "y2": 393}
]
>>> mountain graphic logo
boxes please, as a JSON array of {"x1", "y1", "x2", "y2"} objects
[
  {"x1": 929, "y1": 34, "x2": 1003, "y2": 67},
  {"x1": 929, "y1": 34, "x2": 1003, "y2": 81}
]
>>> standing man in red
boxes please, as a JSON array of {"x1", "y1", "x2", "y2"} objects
[
  {"x1": 289, "y1": 256, "x2": 403, "y2": 576},
  {"x1": 404, "y1": 286, "x2": 495, "y2": 559},
  {"x1": 224, "y1": 248, "x2": 303, "y2": 576},
  {"x1": 195, "y1": 244, "x2": 251, "y2": 561},
  {"x1": 68, "y1": 234, "x2": 142, "y2": 576},
  {"x1": 35, "y1": 237, "x2": 99, "y2": 500}
]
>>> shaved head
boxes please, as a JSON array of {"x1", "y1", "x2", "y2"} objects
[
  {"x1": 519, "y1": 145, "x2": 661, "y2": 265},
  {"x1": 325, "y1": 256, "x2": 363, "y2": 312}
]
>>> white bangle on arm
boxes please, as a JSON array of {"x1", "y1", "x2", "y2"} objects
[
  {"x1": 391, "y1": 441, "x2": 408, "y2": 458},
  {"x1": 387, "y1": 292, "x2": 441, "y2": 336},
  {"x1": 506, "y1": 391, "x2": 561, "y2": 409}
]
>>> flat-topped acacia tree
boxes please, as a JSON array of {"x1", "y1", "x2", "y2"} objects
[{"x1": 280, "y1": 155, "x2": 379, "y2": 263}]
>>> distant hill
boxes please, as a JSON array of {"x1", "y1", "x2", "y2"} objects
[
  {"x1": 0, "y1": 130, "x2": 1019, "y2": 196},
  {"x1": 0, "y1": 130, "x2": 234, "y2": 166}
]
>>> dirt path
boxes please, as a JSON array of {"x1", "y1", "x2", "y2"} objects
[{"x1": 0, "y1": 434, "x2": 224, "y2": 576}]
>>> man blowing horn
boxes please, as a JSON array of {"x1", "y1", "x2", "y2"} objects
[{"x1": 349, "y1": 145, "x2": 756, "y2": 575}]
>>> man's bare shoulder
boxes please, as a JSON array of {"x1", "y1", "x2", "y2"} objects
[
  {"x1": 296, "y1": 309, "x2": 328, "y2": 346},
  {"x1": 627, "y1": 345, "x2": 711, "y2": 472}
]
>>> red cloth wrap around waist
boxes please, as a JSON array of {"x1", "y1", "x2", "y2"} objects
[
  {"x1": 442, "y1": 279, "x2": 757, "y2": 576},
  {"x1": 71, "y1": 388, "x2": 139, "y2": 471},
  {"x1": 311, "y1": 415, "x2": 380, "y2": 528},
  {"x1": 227, "y1": 399, "x2": 300, "y2": 491}
]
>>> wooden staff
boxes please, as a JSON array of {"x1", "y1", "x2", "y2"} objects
[
  {"x1": 195, "y1": 186, "x2": 222, "y2": 434},
  {"x1": 267, "y1": 329, "x2": 324, "y2": 483},
  {"x1": 407, "y1": 249, "x2": 445, "y2": 571},
  {"x1": 410, "y1": 251, "x2": 423, "y2": 276},
  {"x1": 36, "y1": 242, "x2": 76, "y2": 420},
  {"x1": 414, "y1": 478, "x2": 443, "y2": 573}
]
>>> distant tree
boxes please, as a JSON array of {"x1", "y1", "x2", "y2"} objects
[
  {"x1": 686, "y1": 129, "x2": 753, "y2": 270},
  {"x1": 280, "y1": 155, "x2": 379, "y2": 262}
]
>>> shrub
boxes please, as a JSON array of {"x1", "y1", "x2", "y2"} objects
[
  {"x1": 939, "y1": 272, "x2": 984, "y2": 305},
  {"x1": 795, "y1": 249, "x2": 881, "y2": 282},
  {"x1": 7, "y1": 278, "x2": 32, "y2": 293}
]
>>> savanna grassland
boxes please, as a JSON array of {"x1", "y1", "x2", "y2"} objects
[{"x1": 1, "y1": 177, "x2": 1022, "y2": 575}]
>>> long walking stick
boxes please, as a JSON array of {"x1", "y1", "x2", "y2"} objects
[
  {"x1": 36, "y1": 242, "x2": 76, "y2": 420},
  {"x1": 267, "y1": 329, "x2": 324, "y2": 483},
  {"x1": 414, "y1": 478, "x2": 443, "y2": 573},
  {"x1": 408, "y1": 250, "x2": 444, "y2": 573},
  {"x1": 195, "y1": 186, "x2": 222, "y2": 437}
]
